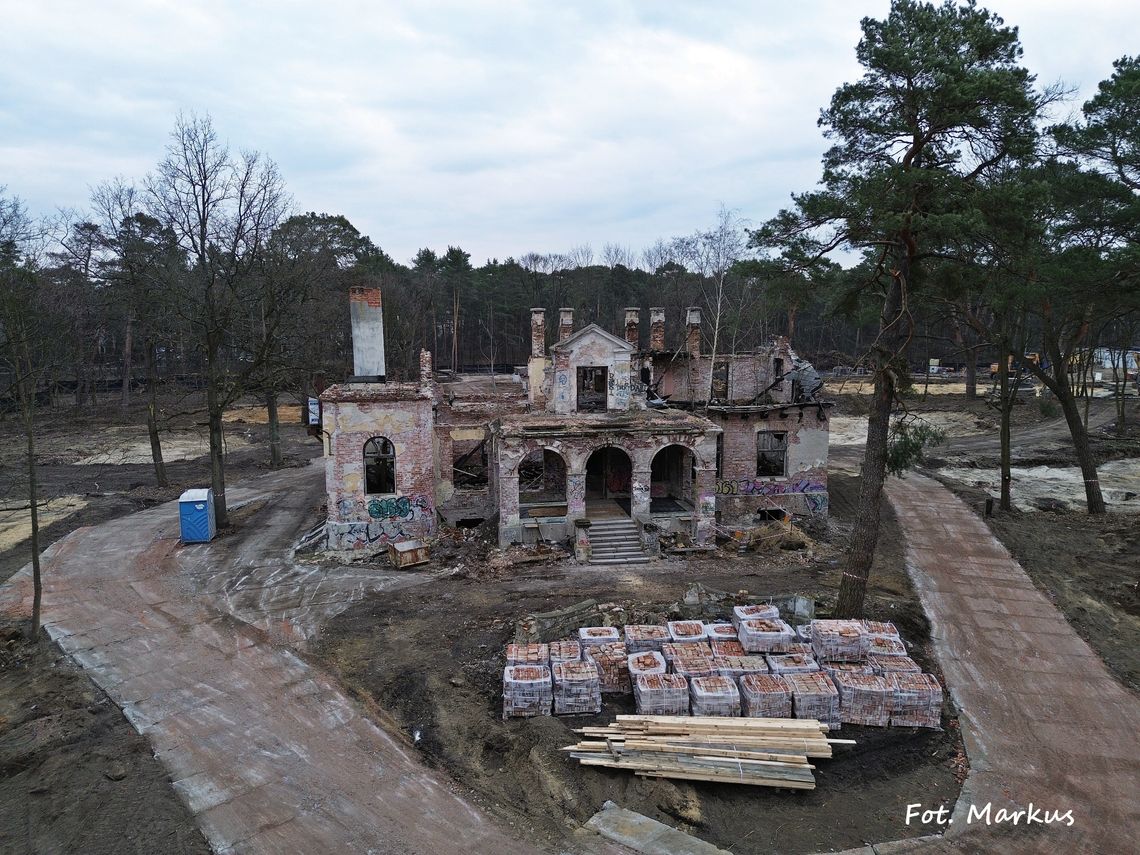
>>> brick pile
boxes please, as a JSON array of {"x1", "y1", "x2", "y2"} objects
[
  {"x1": 868, "y1": 654, "x2": 921, "y2": 675},
  {"x1": 766, "y1": 653, "x2": 821, "y2": 675},
  {"x1": 548, "y1": 640, "x2": 581, "y2": 664},
  {"x1": 738, "y1": 618, "x2": 795, "y2": 653},
  {"x1": 822, "y1": 661, "x2": 875, "y2": 679},
  {"x1": 861, "y1": 620, "x2": 900, "y2": 639},
  {"x1": 740, "y1": 674, "x2": 793, "y2": 718},
  {"x1": 811, "y1": 620, "x2": 867, "y2": 662},
  {"x1": 866, "y1": 636, "x2": 908, "y2": 657},
  {"x1": 633, "y1": 673, "x2": 690, "y2": 716},
  {"x1": 662, "y1": 641, "x2": 711, "y2": 668},
  {"x1": 786, "y1": 671, "x2": 840, "y2": 727},
  {"x1": 552, "y1": 661, "x2": 602, "y2": 715},
  {"x1": 627, "y1": 651, "x2": 667, "y2": 679},
  {"x1": 889, "y1": 673, "x2": 943, "y2": 728},
  {"x1": 710, "y1": 639, "x2": 746, "y2": 657},
  {"x1": 672, "y1": 651, "x2": 717, "y2": 679},
  {"x1": 586, "y1": 643, "x2": 631, "y2": 693},
  {"x1": 578, "y1": 626, "x2": 620, "y2": 651},
  {"x1": 689, "y1": 676, "x2": 741, "y2": 716},
  {"x1": 704, "y1": 622, "x2": 739, "y2": 643},
  {"x1": 667, "y1": 620, "x2": 707, "y2": 642},
  {"x1": 624, "y1": 625, "x2": 669, "y2": 653},
  {"x1": 505, "y1": 643, "x2": 549, "y2": 666},
  {"x1": 832, "y1": 673, "x2": 893, "y2": 727},
  {"x1": 502, "y1": 665, "x2": 553, "y2": 718},
  {"x1": 713, "y1": 655, "x2": 769, "y2": 680},
  {"x1": 732, "y1": 604, "x2": 779, "y2": 626}
]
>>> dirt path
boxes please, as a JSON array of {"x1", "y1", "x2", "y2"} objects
[
  {"x1": 883, "y1": 473, "x2": 1140, "y2": 852},
  {"x1": 0, "y1": 464, "x2": 551, "y2": 855}
]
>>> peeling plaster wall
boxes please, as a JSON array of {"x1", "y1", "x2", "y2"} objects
[
  {"x1": 711, "y1": 409, "x2": 830, "y2": 520},
  {"x1": 323, "y1": 394, "x2": 437, "y2": 549},
  {"x1": 550, "y1": 330, "x2": 635, "y2": 414}
]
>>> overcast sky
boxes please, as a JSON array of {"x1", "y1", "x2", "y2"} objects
[{"x1": 3, "y1": 1, "x2": 1136, "y2": 266}]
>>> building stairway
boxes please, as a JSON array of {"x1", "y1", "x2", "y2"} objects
[{"x1": 587, "y1": 517, "x2": 650, "y2": 565}]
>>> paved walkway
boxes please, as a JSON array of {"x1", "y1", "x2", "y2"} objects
[
  {"x1": 880, "y1": 473, "x2": 1140, "y2": 854},
  {"x1": 0, "y1": 464, "x2": 545, "y2": 855}
]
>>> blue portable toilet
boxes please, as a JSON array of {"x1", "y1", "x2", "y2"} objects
[{"x1": 178, "y1": 488, "x2": 217, "y2": 543}]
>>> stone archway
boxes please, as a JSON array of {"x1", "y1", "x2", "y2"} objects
[
  {"x1": 584, "y1": 446, "x2": 633, "y2": 514},
  {"x1": 650, "y1": 444, "x2": 696, "y2": 511}
]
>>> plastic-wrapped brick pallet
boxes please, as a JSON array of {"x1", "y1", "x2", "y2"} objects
[
  {"x1": 704, "y1": 623, "x2": 739, "y2": 643},
  {"x1": 672, "y1": 652, "x2": 717, "y2": 679},
  {"x1": 627, "y1": 651, "x2": 667, "y2": 680},
  {"x1": 738, "y1": 618, "x2": 795, "y2": 653},
  {"x1": 739, "y1": 674, "x2": 793, "y2": 718},
  {"x1": 667, "y1": 620, "x2": 707, "y2": 642},
  {"x1": 552, "y1": 661, "x2": 602, "y2": 715},
  {"x1": 548, "y1": 640, "x2": 581, "y2": 664},
  {"x1": 587, "y1": 643, "x2": 631, "y2": 693},
  {"x1": 861, "y1": 620, "x2": 900, "y2": 639},
  {"x1": 787, "y1": 642, "x2": 813, "y2": 657},
  {"x1": 503, "y1": 665, "x2": 553, "y2": 718},
  {"x1": 766, "y1": 653, "x2": 821, "y2": 675},
  {"x1": 505, "y1": 643, "x2": 549, "y2": 666},
  {"x1": 662, "y1": 642, "x2": 711, "y2": 667},
  {"x1": 713, "y1": 655, "x2": 769, "y2": 680},
  {"x1": 811, "y1": 619, "x2": 867, "y2": 662},
  {"x1": 786, "y1": 671, "x2": 840, "y2": 727},
  {"x1": 868, "y1": 654, "x2": 921, "y2": 675},
  {"x1": 794, "y1": 623, "x2": 813, "y2": 642},
  {"x1": 624, "y1": 625, "x2": 669, "y2": 653},
  {"x1": 634, "y1": 673, "x2": 690, "y2": 716},
  {"x1": 732, "y1": 604, "x2": 779, "y2": 627},
  {"x1": 833, "y1": 673, "x2": 893, "y2": 727},
  {"x1": 579, "y1": 626, "x2": 621, "y2": 650},
  {"x1": 822, "y1": 661, "x2": 874, "y2": 679},
  {"x1": 689, "y1": 675, "x2": 741, "y2": 716},
  {"x1": 889, "y1": 673, "x2": 943, "y2": 728},
  {"x1": 866, "y1": 636, "x2": 908, "y2": 657},
  {"x1": 710, "y1": 639, "x2": 746, "y2": 657}
]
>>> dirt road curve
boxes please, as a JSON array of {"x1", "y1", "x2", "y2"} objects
[
  {"x1": 882, "y1": 473, "x2": 1140, "y2": 854},
  {"x1": 0, "y1": 463, "x2": 551, "y2": 855}
]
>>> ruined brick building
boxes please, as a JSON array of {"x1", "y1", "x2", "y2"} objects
[{"x1": 321, "y1": 287, "x2": 832, "y2": 560}]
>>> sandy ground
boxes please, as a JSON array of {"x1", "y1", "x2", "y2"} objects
[
  {"x1": 830, "y1": 411, "x2": 992, "y2": 447},
  {"x1": 74, "y1": 431, "x2": 252, "y2": 466},
  {"x1": 312, "y1": 474, "x2": 965, "y2": 855},
  {"x1": 0, "y1": 496, "x2": 88, "y2": 553},
  {"x1": 222, "y1": 404, "x2": 304, "y2": 425},
  {"x1": 938, "y1": 458, "x2": 1140, "y2": 513}
]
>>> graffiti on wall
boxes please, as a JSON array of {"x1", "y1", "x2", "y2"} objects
[
  {"x1": 566, "y1": 475, "x2": 585, "y2": 509},
  {"x1": 329, "y1": 493, "x2": 434, "y2": 550},
  {"x1": 608, "y1": 372, "x2": 631, "y2": 408},
  {"x1": 714, "y1": 478, "x2": 825, "y2": 498}
]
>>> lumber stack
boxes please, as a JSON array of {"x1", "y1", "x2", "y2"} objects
[{"x1": 564, "y1": 714, "x2": 852, "y2": 789}]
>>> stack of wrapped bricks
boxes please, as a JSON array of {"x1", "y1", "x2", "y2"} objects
[
  {"x1": 501, "y1": 608, "x2": 942, "y2": 728},
  {"x1": 552, "y1": 661, "x2": 602, "y2": 715}
]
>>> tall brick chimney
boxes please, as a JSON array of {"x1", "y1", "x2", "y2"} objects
[
  {"x1": 624, "y1": 307, "x2": 640, "y2": 348},
  {"x1": 685, "y1": 307, "x2": 702, "y2": 357},
  {"x1": 530, "y1": 308, "x2": 546, "y2": 357},
  {"x1": 349, "y1": 286, "x2": 385, "y2": 381},
  {"x1": 559, "y1": 308, "x2": 574, "y2": 342},
  {"x1": 649, "y1": 307, "x2": 665, "y2": 351}
]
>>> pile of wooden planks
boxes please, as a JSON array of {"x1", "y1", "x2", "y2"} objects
[{"x1": 563, "y1": 714, "x2": 853, "y2": 788}]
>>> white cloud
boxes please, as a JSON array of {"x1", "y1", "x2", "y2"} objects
[{"x1": 1, "y1": 1, "x2": 1136, "y2": 264}]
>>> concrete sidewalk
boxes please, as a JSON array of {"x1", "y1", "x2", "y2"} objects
[
  {"x1": 881, "y1": 473, "x2": 1140, "y2": 854},
  {"x1": 1, "y1": 464, "x2": 543, "y2": 854}
]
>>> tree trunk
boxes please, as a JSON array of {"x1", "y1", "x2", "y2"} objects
[
  {"x1": 144, "y1": 342, "x2": 168, "y2": 487},
  {"x1": 206, "y1": 361, "x2": 229, "y2": 528},
  {"x1": 266, "y1": 389, "x2": 282, "y2": 468},
  {"x1": 1055, "y1": 383, "x2": 1107, "y2": 514},
  {"x1": 21, "y1": 382, "x2": 43, "y2": 640},
  {"x1": 964, "y1": 348, "x2": 977, "y2": 400},
  {"x1": 998, "y1": 339, "x2": 1013, "y2": 511},
  {"x1": 835, "y1": 261, "x2": 906, "y2": 619},
  {"x1": 120, "y1": 316, "x2": 133, "y2": 413}
]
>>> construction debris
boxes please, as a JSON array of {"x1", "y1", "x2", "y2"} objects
[
  {"x1": 502, "y1": 665, "x2": 553, "y2": 719},
  {"x1": 633, "y1": 674, "x2": 690, "y2": 716},
  {"x1": 564, "y1": 715, "x2": 851, "y2": 789},
  {"x1": 552, "y1": 661, "x2": 603, "y2": 715},
  {"x1": 740, "y1": 674, "x2": 793, "y2": 718}
]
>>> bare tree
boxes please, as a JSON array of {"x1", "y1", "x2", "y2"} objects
[{"x1": 145, "y1": 113, "x2": 289, "y2": 527}]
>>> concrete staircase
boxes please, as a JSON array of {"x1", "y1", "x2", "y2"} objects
[{"x1": 587, "y1": 517, "x2": 650, "y2": 565}]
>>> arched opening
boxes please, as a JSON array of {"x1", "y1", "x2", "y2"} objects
[
  {"x1": 363, "y1": 436, "x2": 396, "y2": 494},
  {"x1": 519, "y1": 449, "x2": 567, "y2": 508},
  {"x1": 650, "y1": 444, "x2": 695, "y2": 512},
  {"x1": 585, "y1": 446, "x2": 632, "y2": 515}
]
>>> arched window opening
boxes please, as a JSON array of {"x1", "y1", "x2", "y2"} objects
[{"x1": 364, "y1": 437, "x2": 396, "y2": 494}]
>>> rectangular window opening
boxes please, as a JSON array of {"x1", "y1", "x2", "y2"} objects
[{"x1": 756, "y1": 431, "x2": 787, "y2": 477}]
